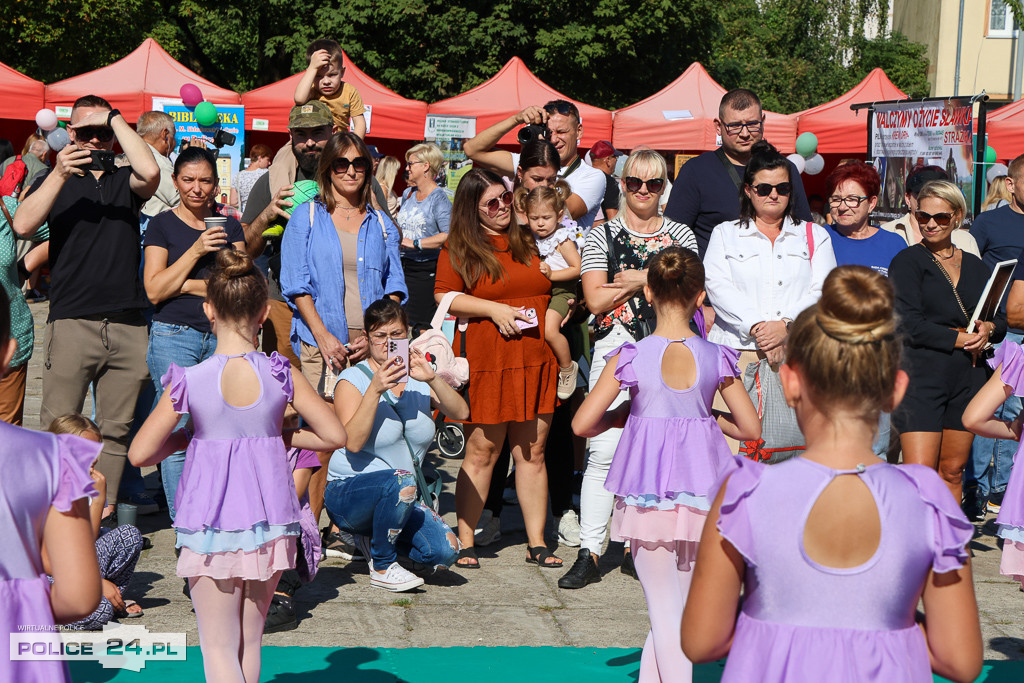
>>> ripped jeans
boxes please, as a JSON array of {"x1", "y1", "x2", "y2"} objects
[{"x1": 324, "y1": 469, "x2": 459, "y2": 570}]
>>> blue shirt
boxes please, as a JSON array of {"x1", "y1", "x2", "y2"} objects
[
  {"x1": 398, "y1": 186, "x2": 451, "y2": 263},
  {"x1": 326, "y1": 363, "x2": 435, "y2": 481},
  {"x1": 824, "y1": 224, "x2": 907, "y2": 276},
  {"x1": 280, "y1": 201, "x2": 407, "y2": 353},
  {"x1": 970, "y1": 205, "x2": 1024, "y2": 271}
]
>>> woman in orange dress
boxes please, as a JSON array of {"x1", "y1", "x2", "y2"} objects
[{"x1": 434, "y1": 169, "x2": 561, "y2": 569}]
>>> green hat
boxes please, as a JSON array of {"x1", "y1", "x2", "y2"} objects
[{"x1": 288, "y1": 101, "x2": 333, "y2": 129}]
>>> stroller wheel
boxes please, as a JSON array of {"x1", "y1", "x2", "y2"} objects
[{"x1": 436, "y1": 423, "x2": 466, "y2": 458}]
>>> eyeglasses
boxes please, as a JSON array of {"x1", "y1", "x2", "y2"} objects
[
  {"x1": 74, "y1": 126, "x2": 114, "y2": 142},
  {"x1": 828, "y1": 195, "x2": 870, "y2": 208},
  {"x1": 370, "y1": 330, "x2": 408, "y2": 344},
  {"x1": 406, "y1": 159, "x2": 427, "y2": 168},
  {"x1": 914, "y1": 210, "x2": 954, "y2": 227},
  {"x1": 480, "y1": 190, "x2": 513, "y2": 217},
  {"x1": 721, "y1": 120, "x2": 763, "y2": 135},
  {"x1": 750, "y1": 182, "x2": 792, "y2": 197},
  {"x1": 624, "y1": 177, "x2": 666, "y2": 194},
  {"x1": 331, "y1": 156, "x2": 371, "y2": 175}
]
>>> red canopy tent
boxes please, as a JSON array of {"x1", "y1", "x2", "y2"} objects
[
  {"x1": 984, "y1": 99, "x2": 1024, "y2": 159},
  {"x1": 44, "y1": 38, "x2": 240, "y2": 121},
  {"x1": 612, "y1": 63, "x2": 797, "y2": 153},
  {"x1": 241, "y1": 52, "x2": 427, "y2": 140},
  {"x1": 428, "y1": 57, "x2": 613, "y2": 147},
  {"x1": 0, "y1": 61, "x2": 45, "y2": 120},
  {"x1": 794, "y1": 68, "x2": 907, "y2": 154}
]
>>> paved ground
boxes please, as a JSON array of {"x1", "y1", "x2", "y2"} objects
[{"x1": 22, "y1": 302, "x2": 1024, "y2": 664}]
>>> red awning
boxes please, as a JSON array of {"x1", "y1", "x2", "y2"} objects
[
  {"x1": 795, "y1": 68, "x2": 907, "y2": 154},
  {"x1": 241, "y1": 52, "x2": 427, "y2": 139},
  {"x1": 985, "y1": 99, "x2": 1024, "y2": 160},
  {"x1": 44, "y1": 38, "x2": 240, "y2": 121},
  {"x1": 612, "y1": 63, "x2": 796, "y2": 153},
  {"x1": 0, "y1": 61, "x2": 45, "y2": 120},
  {"x1": 428, "y1": 57, "x2": 613, "y2": 146}
]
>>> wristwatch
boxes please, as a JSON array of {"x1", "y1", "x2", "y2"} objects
[
  {"x1": 413, "y1": 239, "x2": 421, "y2": 250},
  {"x1": 106, "y1": 109, "x2": 121, "y2": 127}
]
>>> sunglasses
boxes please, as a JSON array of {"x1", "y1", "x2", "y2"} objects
[
  {"x1": 543, "y1": 101, "x2": 577, "y2": 117},
  {"x1": 481, "y1": 190, "x2": 513, "y2": 217},
  {"x1": 331, "y1": 156, "x2": 371, "y2": 175},
  {"x1": 914, "y1": 210, "x2": 954, "y2": 227},
  {"x1": 74, "y1": 126, "x2": 114, "y2": 142},
  {"x1": 624, "y1": 176, "x2": 666, "y2": 194},
  {"x1": 750, "y1": 182, "x2": 792, "y2": 197}
]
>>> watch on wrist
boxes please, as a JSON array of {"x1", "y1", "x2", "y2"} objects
[
  {"x1": 106, "y1": 109, "x2": 120, "y2": 127},
  {"x1": 413, "y1": 239, "x2": 421, "y2": 250}
]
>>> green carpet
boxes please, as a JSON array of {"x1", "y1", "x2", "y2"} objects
[{"x1": 66, "y1": 647, "x2": 1023, "y2": 682}]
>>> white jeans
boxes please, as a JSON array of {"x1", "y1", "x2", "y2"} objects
[{"x1": 580, "y1": 324, "x2": 634, "y2": 556}]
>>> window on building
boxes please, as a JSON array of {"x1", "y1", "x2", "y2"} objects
[{"x1": 990, "y1": 0, "x2": 1019, "y2": 38}]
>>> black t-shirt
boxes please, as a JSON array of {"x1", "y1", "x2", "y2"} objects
[
  {"x1": 33, "y1": 167, "x2": 149, "y2": 321},
  {"x1": 600, "y1": 172, "x2": 620, "y2": 213},
  {"x1": 143, "y1": 211, "x2": 246, "y2": 332}
]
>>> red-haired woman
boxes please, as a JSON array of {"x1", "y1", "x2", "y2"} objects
[{"x1": 434, "y1": 168, "x2": 561, "y2": 570}]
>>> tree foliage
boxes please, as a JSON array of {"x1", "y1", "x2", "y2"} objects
[{"x1": 0, "y1": 0, "x2": 930, "y2": 113}]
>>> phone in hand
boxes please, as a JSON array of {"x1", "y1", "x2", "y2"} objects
[
  {"x1": 85, "y1": 150, "x2": 116, "y2": 173},
  {"x1": 387, "y1": 338, "x2": 410, "y2": 383},
  {"x1": 515, "y1": 308, "x2": 539, "y2": 330}
]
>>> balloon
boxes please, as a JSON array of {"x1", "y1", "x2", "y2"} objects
[
  {"x1": 180, "y1": 84, "x2": 203, "y2": 108},
  {"x1": 795, "y1": 132, "x2": 818, "y2": 158},
  {"x1": 985, "y1": 145, "x2": 998, "y2": 164},
  {"x1": 57, "y1": 121, "x2": 67, "y2": 128},
  {"x1": 194, "y1": 101, "x2": 218, "y2": 127},
  {"x1": 786, "y1": 153, "x2": 806, "y2": 174},
  {"x1": 35, "y1": 108, "x2": 58, "y2": 131},
  {"x1": 804, "y1": 154, "x2": 825, "y2": 175},
  {"x1": 46, "y1": 127, "x2": 70, "y2": 151}
]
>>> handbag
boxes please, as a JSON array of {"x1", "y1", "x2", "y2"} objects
[
  {"x1": 740, "y1": 358, "x2": 805, "y2": 464},
  {"x1": 355, "y1": 364, "x2": 442, "y2": 512},
  {"x1": 410, "y1": 290, "x2": 469, "y2": 389},
  {"x1": 604, "y1": 221, "x2": 655, "y2": 340}
]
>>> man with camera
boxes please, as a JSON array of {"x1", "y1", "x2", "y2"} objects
[
  {"x1": 464, "y1": 100, "x2": 606, "y2": 229},
  {"x1": 14, "y1": 94, "x2": 160, "y2": 519}
]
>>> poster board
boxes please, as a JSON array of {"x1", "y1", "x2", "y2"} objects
[{"x1": 152, "y1": 97, "x2": 245, "y2": 200}]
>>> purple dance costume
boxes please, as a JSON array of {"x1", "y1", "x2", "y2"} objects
[
  {"x1": 164, "y1": 352, "x2": 302, "y2": 580},
  {"x1": 605, "y1": 335, "x2": 740, "y2": 556},
  {"x1": 988, "y1": 342, "x2": 1024, "y2": 584},
  {"x1": 0, "y1": 423, "x2": 101, "y2": 683},
  {"x1": 716, "y1": 456, "x2": 972, "y2": 682}
]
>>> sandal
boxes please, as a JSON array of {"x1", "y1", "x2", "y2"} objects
[
  {"x1": 118, "y1": 600, "x2": 144, "y2": 618},
  {"x1": 455, "y1": 547, "x2": 480, "y2": 569},
  {"x1": 526, "y1": 546, "x2": 563, "y2": 568}
]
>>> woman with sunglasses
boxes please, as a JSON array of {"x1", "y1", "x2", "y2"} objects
[
  {"x1": 434, "y1": 168, "x2": 561, "y2": 570},
  {"x1": 281, "y1": 131, "x2": 407, "y2": 395},
  {"x1": 561, "y1": 149, "x2": 697, "y2": 589},
  {"x1": 703, "y1": 141, "x2": 836, "y2": 450},
  {"x1": 889, "y1": 180, "x2": 1005, "y2": 503}
]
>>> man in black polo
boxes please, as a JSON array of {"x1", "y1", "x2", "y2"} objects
[
  {"x1": 664, "y1": 89, "x2": 812, "y2": 256},
  {"x1": 14, "y1": 94, "x2": 160, "y2": 517}
]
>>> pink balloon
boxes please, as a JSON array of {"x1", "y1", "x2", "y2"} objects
[
  {"x1": 180, "y1": 84, "x2": 203, "y2": 108},
  {"x1": 35, "y1": 108, "x2": 58, "y2": 131}
]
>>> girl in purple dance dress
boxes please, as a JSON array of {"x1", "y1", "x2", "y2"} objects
[
  {"x1": 964, "y1": 340, "x2": 1024, "y2": 588},
  {"x1": 573, "y1": 246, "x2": 760, "y2": 682},
  {"x1": 130, "y1": 249, "x2": 345, "y2": 682},
  {"x1": 683, "y1": 266, "x2": 983, "y2": 683},
  {"x1": 0, "y1": 285, "x2": 103, "y2": 683}
]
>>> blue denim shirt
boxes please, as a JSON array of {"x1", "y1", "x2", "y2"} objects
[{"x1": 281, "y1": 200, "x2": 407, "y2": 354}]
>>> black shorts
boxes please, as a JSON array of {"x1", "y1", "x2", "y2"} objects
[{"x1": 893, "y1": 348, "x2": 989, "y2": 433}]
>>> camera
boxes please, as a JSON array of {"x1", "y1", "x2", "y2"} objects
[
  {"x1": 517, "y1": 124, "x2": 549, "y2": 146},
  {"x1": 212, "y1": 128, "x2": 236, "y2": 149}
]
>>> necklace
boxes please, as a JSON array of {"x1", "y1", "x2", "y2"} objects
[
  {"x1": 934, "y1": 246, "x2": 957, "y2": 260},
  {"x1": 335, "y1": 204, "x2": 360, "y2": 214}
]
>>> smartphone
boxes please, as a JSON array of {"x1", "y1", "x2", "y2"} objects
[
  {"x1": 387, "y1": 338, "x2": 410, "y2": 383},
  {"x1": 85, "y1": 150, "x2": 116, "y2": 173},
  {"x1": 515, "y1": 308, "x2": 539, "y2": 330}
]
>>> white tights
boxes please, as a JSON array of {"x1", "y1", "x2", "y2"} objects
[
  {"x1": 189, "y1": 572, "x2": 281, "y2": 683},
  {"x1": 633, "y1": 542, "x2": 696, "y2": 683}
]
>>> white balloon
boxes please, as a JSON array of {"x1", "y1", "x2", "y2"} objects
[
  {"x1": 46, "y1": 127, "x2": 70, "y2": 151},
  {"x1": 804, "y1": 154, "x2": 825, "y2": 175},
  {"x1": 35, "y1": 108, "x2": 58, "y2": 131},
  {"x1": 786, "y1": 153, "x2": 806, "y2": 174}
]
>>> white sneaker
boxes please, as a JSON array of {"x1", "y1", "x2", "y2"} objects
[
  {"x1": 474, "y1": 510, "x2": 502, "y2": 546},
  {"x1": 557, "y1": 361, "x2": 579, "y2": 400},
  {"x1": 370, "y1": 562, "x2": 425, "y2": 592},
  {"x1": 558, "y1": 510, "x2": 581, "y2": 547}
]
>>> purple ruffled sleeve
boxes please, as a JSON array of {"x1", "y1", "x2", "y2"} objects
[
  {"x1": 712, "y1": 455, "x2": 767, "y2": 567},
  {"x1": 895, "y1": 465, "x2": 973, "y2": 573},
  {"x1": 717, "y1": 344, "x2": 742, "y2": 383},
  {"x1": 268, "y1": 352, "x2": 295, "y2": 402},
  {"x1": 988, "y1": 342, "x2": 1024, "y2": 397},
  {"x1": 51, "y1": 434, "x2": 102, "y2": 512},
  {"x1": 606, "y1": 342, "x2": 639, "y2": 389},
  {"x1": 160, "y1": 364, "x2": 189, "y2": 414}
]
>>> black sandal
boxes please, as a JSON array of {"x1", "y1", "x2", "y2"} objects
[
  {"x1": 455, "y1": 547, "x2": 480, "y2": 569},
  {"x1": 526, "y1": 546, "x2": 563, "y2": 568}
]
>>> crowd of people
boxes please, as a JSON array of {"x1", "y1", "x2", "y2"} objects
[{"x1": 2, "y1": 35, "x2": 1024, "y2": 683}]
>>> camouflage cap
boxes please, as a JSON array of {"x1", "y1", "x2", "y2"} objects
[{"x1": 288, "y1": 101, "x2": 333, "y2": 129}]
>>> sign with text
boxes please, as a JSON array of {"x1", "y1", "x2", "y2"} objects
[
  {"x1": 153, "y1": 97, "x2": 245, "y2": 202},
  {"x1": 425, "y1": 115, "x2": 476, "y2": 141}
]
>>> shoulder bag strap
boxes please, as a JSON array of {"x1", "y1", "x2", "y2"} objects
[
  {"x1": 918, "y1": 244, "x2": 970, "y2": 326},
  {"x1": 0, "y1": 198, "x2": 14, "y2": 230},
  {"x1": 430, "y1": 291, "x2": 465, "y2": 331},
  {"x1": 714, "y1": 148, "x2": 744, "y2": 192},
  {"x1": 605, "y1": 219, "x2": 648, "y2": 325},
  {"x1": 560, "y1": 156, "x2": 583, "y2": 179},
  {"x1": 805, "y1": 221, "x2": 815, "y2": 262}
]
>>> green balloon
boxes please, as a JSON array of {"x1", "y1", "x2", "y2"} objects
[
  {"x1": 194, "y1": 101, "x2": 218, "y2": 127},
  {"x1": 795, "y1": 132, "x2": 818, "y2": 158},
  {"x1": 985, "y1": 146, "x2": 998, "y2": 164},
  {"x1": 57, "y1": 121, "x2": 67, "y2": 129}
]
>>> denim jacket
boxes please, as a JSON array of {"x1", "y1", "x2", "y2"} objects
[{"x1": 281, "y1": 200, "x2": 407, "y2": 354}]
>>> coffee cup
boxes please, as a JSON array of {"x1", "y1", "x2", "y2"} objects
[{"x1": 116, "y1": 502, "x2": 138, "y2": 527}]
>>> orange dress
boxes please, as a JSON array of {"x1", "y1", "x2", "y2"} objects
[{"x1": 434, "y1": 234, "x2": 557, "y2": 424}]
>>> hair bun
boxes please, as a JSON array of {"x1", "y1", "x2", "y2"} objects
[
  {"x1": 815, "y1": 266, "x2": 895, "y2": 345},
  {"x1": 216, "y1": 248, "x2": 253, "y2": 279}
]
